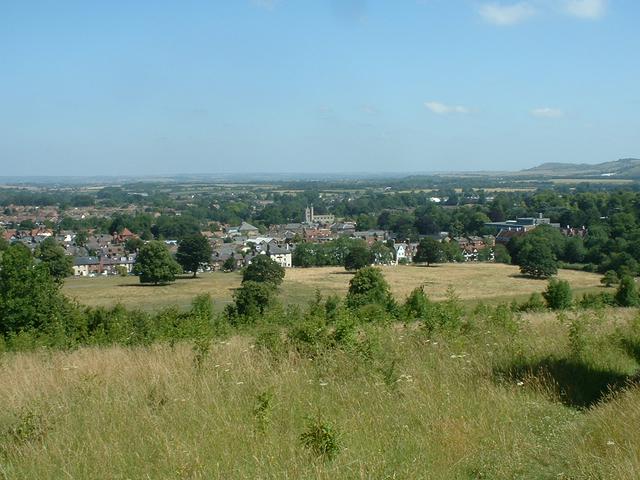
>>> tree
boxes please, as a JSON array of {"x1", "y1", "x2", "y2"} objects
[
  {"x1": 542, "y1": 278, "x2": 572, "y2": 310},
  {"x1": 441, "y1": 241, "x2": 464, "y2": 262},
  {"x1": 133, "y1": 241, "x2": 182, "y2": 285},
  {"x1": 292, "y1": 243, "x2": 317, "y2": 267},
  {"x1": 242, "y1": 255, "x2": 285, "y2": 286},
  {"x1": 370, "y1": 241, "x2": 394, "y2": 266},
  {"x1": 518, "y1": 240, "x2": 557, "y2": 278},
  {"x1": 344, "y1": 243, "x2": 371, "y2": 271},
  {"x1": 493, "y1": 244, "x2": 511, "y2": 264},
  {"x1": 477, "y1": 246, "x2": 493, "y2": 262},
  {"x1": 413, "y1": 238, "x2": 443, "y2": 266},
  {"x1": 124, "y1": 237, "x2": 144, "y2": 254},
  {"x1": 600, "y1": 270, "x2": 619, "y2": 287},
  {"x1": 176, "y1": 233, "x2": 212, "y2": 277},
  {"x1": 36, "y1": 237, "x2": 73, "y2": 282},
  {"x1": 615, "y1": 276, "x2": 639, "y2": 307},
  {"x1": 231, "y1": 281, "x2": 275, "y2": 320},
  {"x1": 563, "y1": 237, "x2": 586, "y2": 264},
  {"x1": 222, "y1": 257, "x2": 237, "y2": 272},
  {"x1": 346, "y1": 266, "x2": 394, "y2": 310},
  {"x1": 0, "y1": 244, "x2": 70, "y2": 335},
  {"x1": 74, "y1": 231, "x2": 88, "y2": 248}
]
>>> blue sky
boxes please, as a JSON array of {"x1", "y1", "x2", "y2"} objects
[{"x1": 1, "y1": 0, "x2": 638, "y2": 176}]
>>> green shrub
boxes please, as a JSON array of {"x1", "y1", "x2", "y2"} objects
[
  {"x1": 543, "y1": 279, "x2": 573, "y2": 310},
  {"x1": 601, "y1": 270, "x2": 619, "y2": 287},
  {"x1": 615, "y1": 276, "x2": 640, "y2": 307},
  {"x1": 254, "y1": 324, "x2": 287, "y2": 356},
  {"x1": 299, "y1": 416, "x2": 342, "y2": 460},
  {"x1": 518, "y1": 292, "x2": 546, "y2": 312},
  {"x1": 579, "y1": 292, "x2": 615, "y2": 309}
]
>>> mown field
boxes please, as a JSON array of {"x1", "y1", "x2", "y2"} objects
[
  {"x1": 0, "y1": 306, "x2": 639, "y2": 479},
  {"x1": 62, "y1": 263, "x2": 606, "y2": 312}
]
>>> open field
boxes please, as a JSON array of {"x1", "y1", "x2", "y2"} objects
[
  {"x1": 63, "y1": 264, "x2": 608, "y2": 312},
  {"x1": 0, "y1": 308, "x2": 639, "y2": 478},
  {"x1": 550, "y1": 178, "x2": 636, "y2": 185}
]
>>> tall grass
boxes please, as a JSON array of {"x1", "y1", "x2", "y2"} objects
[{"x1": 1, "y1": 305, "x2": 639, "y2": 479}]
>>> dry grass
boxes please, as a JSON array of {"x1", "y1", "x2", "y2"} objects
[
  {"x1": 1, "y1": 310, "x2": 639, "y2": 479},
  {"x1": 63, "y1": 263, "x2": 607, "y2": 312}
]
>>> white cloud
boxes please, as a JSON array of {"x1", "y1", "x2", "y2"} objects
[
  {"x1": 531, "y1": 107, "x2": 564, "y2": 118},
  {"x1": 478, "y1": 2, "x2": 537, "y2": 26},
  {"x1": 565, "y1": 0, "x2": 607, "y2": 19},
  {"x1": 424, "y1": 101, "x2": 469, "y2": 115}
]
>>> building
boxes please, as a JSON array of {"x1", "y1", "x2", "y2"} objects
[
  {"x1": 485, "y1": 213, "x2": 559, "y2": 233},
  {"x1": 267, "y1": 245, "x2": 293, "y2": 268},
  {"x1": 304, "y1": 205, "x2": 335, "y2": 225}
]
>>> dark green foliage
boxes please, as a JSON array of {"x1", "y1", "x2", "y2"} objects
[
  {"x1": 299, "y1": 416, "x2": 342, "y2": 460},
  {"x1": 0, "y1": 244, "x2": 72, "y2": 337},
  {"x1": 600, "y1": 270, "x2": 619, "y2": 287},
  {"x1": 370, "y1": 241, "x2": 394, "y2": 265},
  {"x1": 615, "y1": 276, "x2": 639, "y2": 307},
  {"x1": 441, "y1": 241, "x2": 464, "y2": 262},
  {"x1": 518, "y1": 240, "x2": 558, "y2": 278},
  {"x1": 242, "y1": 255, "x2": 284, "y2": 286},
  {"x1": 343, "y1": 243, "x2": 371, "y2": 271},
  {"x1": 222, "y1": 257, "x2": 237, "y2": 272},
  {"x1": 346, "y1": 267, "x2": 395, "y2": 311},
  {"x1": 402, "y1": 287, "x2": 436, "y2": 329},
  {"x1": 493, "y1": 244, "x2": 511, "y2": 264},
  {"x1": 543, "y1": 279, "x2": 573, "y2": 310},
  {"x1": 35, "y1": 237, "x2": 73, "y2": 282},
  {"x1": 176, "y1": 233, "x2": 212, "y2": 277},
  {"x1": 578, "y1": 292, "x2": 615, "y2": 309},
  {"x1": 518, "y1": 292, "x2": 546, "y2": 312},
  {"x1": 253, "y1": 391, "x2": 275, "y2": 433},
  {"x1": 413, "y1": 238, "x2": 443, "y2": 266},
  {"x1": 230, "y1": 281, "x2": 275, "y2": 322},
  {"x1": 133, "y1": 241, "x2": 182, "y2": 285},
  {"x1": 124, "y1": 237, "x2": 143, "y2": 253}
]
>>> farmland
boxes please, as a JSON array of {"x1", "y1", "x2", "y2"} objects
[{"x1": 62, "y1": 264, "x2": 607, "y2": 312}]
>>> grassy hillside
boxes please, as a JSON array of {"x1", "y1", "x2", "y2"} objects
[
  {"x1": 62, "y1": 264, "x2": 606, "y2": 312},
  {"x1": 522, "y1": 158, "x2": 640, "y2": 178},
  {"x1": 0, "y1": 307, "x2": 639, "y2": 478}
]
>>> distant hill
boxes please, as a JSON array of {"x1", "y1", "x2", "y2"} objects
[{"x1": 522, "y1": 158, "x2": 640, "y2": 178}]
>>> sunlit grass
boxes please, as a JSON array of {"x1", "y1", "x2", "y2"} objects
[{"x1": 1, "y1": 307, "x2": 638, "y2": 479}]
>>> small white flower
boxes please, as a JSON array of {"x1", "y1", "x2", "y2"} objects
[
  {"x1": 606, "y1": 440, "x2": 615, "y2": 446},
  {"x1": 516, "y1": 381, "x2": 525, "y2": 386}
]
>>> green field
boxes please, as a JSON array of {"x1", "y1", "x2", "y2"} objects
[{"x1": 63, "y1": 263, "x2": 607, "y2": 312}]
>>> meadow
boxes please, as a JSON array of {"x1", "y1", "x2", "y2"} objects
[
  {"x1": 62, "y1": 263, "x2": 606, "y2": 312},
  {"x1": 0, "y1": 304, "x2": 639, "y2": 479}
]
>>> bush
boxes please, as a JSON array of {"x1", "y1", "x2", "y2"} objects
[
  {"x1": 242, "y1": 255, "x2": 284, "y2": 286},
  {"x1": 518, "y1": 292, "x2": 546, "y2": 312},
  {"x1": 579, "y1": 292, "x2": 615, "y2": 309},
  {"x1": 299, "y1": 416, "x2": 342, "y2": 460},
  {"x1": 346, "y1": 267, "x2": 395, "y2": 312},
  {"x1": 615, "y1": 276, "x2": 639, "y2": 307},
  {"x1": 601, "y1": 270, "x2": 619, "y2": 287},
  {"x1": 543, "y1": 279, "x2": 573, "y2": 310}
]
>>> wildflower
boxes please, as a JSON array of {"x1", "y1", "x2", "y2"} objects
[
  {"x1": 606, "y1": 440, "x2": 615, "y2": 446},
  {"x1": 516, "y1": 381, "x2": 525, "y2": 386}
]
